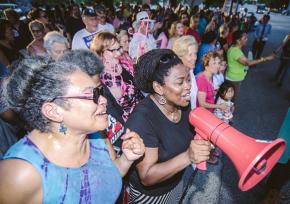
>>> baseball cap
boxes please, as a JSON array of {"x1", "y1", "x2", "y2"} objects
[{"x1": 82, "y1": 7, "x2": 96, "y2": 17}]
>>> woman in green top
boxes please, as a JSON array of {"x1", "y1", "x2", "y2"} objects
[{"x1": 226, "y1": 30, "x2": 275, "y2": 100}]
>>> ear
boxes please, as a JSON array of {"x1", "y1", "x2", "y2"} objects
[
  {"x1": 152, "y1": 81, "x2": 164, "y2": 96},
  {"x1": 41, "y1": 102, "x2": 64, "y2": 123}
]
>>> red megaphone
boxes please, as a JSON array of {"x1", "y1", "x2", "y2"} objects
[{"x1": 189, "y1": 107, "x2": 286, "y2": 191}]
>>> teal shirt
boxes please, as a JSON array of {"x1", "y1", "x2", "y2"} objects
[{"x1": 3, "y1": 133, "x2": 122, "y2": 204}]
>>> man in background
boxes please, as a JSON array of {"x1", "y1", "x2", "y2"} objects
[
  {"x1": 72, "y1": 7, "x2": 99, "y2": 50},
  {"x1": 252, "y1": 14, "x2": 272, "y2": 59},
  {"x1": 65, "y1": 4, "x2": 84, "y2": 45}
]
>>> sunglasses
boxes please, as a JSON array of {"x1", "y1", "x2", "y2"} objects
[
  {"x1": 31, "y1": 28, "x2": 44, "y2": 33},
  {"x1": 107, "y1": 47, "x2": 122, "y2": 53},
  {"x1": 40, "y1": 15, "x2": 48, "y2": 18},
  {"x1": 97, "y1": 15, "x2": 106, "y2": 19},
  {"x1": 51, "y1": 86, "x2": 104, "y2": 104}
]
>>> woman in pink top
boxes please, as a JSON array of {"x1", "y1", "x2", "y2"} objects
[
  {"x1": 167, "y1": 21, "x2": 184, "y2": 49},
  {"x1": 196, "y1": 51, "x2": 227, "y2": 112},
  {"x1": 156, "y1": 21, "x2": 171, "y2": 49},
  {"x1": 117, "y1": 30, "x2": 135, "y2": 76}
]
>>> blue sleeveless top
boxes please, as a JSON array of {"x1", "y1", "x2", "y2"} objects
[{"x1": 3, "y1": 133, "x2": 122, "y2": 204}]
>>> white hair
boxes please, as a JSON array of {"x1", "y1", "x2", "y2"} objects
[{"x1": 43, "y1": 31, "x2": 68, "y2": 50}]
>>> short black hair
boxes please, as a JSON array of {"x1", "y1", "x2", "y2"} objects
[
  {"x1": 1, "y1": 56, "x2": 83, "y2": 132},
  {"x1": 28, "y1": 8, "x2": 43, "y2": 20},
  {"x1": 232, "y1": 30, "x2": 246, "y2": 45},
  {"x1": 201, "y1": 31, "x2": 217, "y2": 44},
  {"x1": 216, "y1": 81, "x2": 235, "y2": 101},
  {"x1": 142, "y1": 4, "x2": 150, "y2": 11},
  {"x1": 134, "y1": 49, "x2": 182, "y2": 93},
  {"x1": 263, "y1": 14, "x2": 270, "y2": 21}
]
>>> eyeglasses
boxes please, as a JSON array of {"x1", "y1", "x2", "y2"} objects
[
  {"x1": 107, "y1": 47, "x2": 122, "y2": 53},
  {"x1": 51, "y1": 48, "x2": 68, "y2": 55},
  {"x1": 31, "y1": 28, "x2": 43, "y2": 33},
  {"x1": 97, "y1": 15, "x2": 106, "y2": 19},
  {"x1": 51, "y1": 86, "x2": 104, "y2": 104},
  {"x1": 40, "y1": 15, "x2": 48, "y2": 18}
]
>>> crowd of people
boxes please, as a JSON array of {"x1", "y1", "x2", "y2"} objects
[{"x1": 0, "y1": 2, "x2": 288, "y2": 204}]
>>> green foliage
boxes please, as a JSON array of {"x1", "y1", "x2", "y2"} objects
[
  {"x1": 259, "y1": 0, "x2": 289, "y2": 8},
  {"x1": 31, "y1": 0, "x2": 71, "y2": 6},
  {"x1": 204, "y1": 0, "x2": 224, "y2": 7}
]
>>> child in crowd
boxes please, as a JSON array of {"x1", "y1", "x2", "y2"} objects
[
  {"x1": 214, "y1": 81, "x2": 235, "y2": 124},
  {"x1": 213, "y1": 56, "x2": 227, "y2": 91}
]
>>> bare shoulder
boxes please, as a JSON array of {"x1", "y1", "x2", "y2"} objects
[{"x1": 0, "y1": 159, "x2": 42, "y2": 204}]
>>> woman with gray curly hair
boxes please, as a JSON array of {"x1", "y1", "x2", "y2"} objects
[
  {"x1": 44, "y1": 31, "x2": 69, "y2": 61},
  {"x1": 0, "y1": 56, "x2": 145, "y2": 203}
]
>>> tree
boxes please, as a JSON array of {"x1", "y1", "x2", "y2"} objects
[
  {"x1": 204, "y1": 0, "x2": 224, "y2": 7},
  {"x1": 260, "y1": 0, "x2": 289, "y2": 9}
]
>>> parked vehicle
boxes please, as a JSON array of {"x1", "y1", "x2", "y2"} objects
[
  {"x1": 256, "y1": 4, "x2": 267, "y2": 14},
  {"x1": 282, "y1": 9, "x2": 290, "y2": 16}
]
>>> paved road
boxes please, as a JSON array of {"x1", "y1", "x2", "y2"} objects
[
  {"x1": 220, "y1": 13, "x2": 290, "y2": 204},
  {"x1": 184, "y1": 13, "x2": 290, "y2": 204}
]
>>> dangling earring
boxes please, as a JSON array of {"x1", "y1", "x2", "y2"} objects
[
  {"x1": 59, "y1": 122, "x2": 67, "y2": 135},
  {"x1": 158, "y1": 95, "x2": 167, "y2": 105}
]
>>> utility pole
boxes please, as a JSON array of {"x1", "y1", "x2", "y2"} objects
[{"x1": 229, "y1": 0, "x2": 235, "y2": 15}]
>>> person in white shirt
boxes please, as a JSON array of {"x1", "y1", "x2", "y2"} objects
[
  {"x1": 129, "y1": 11, "x2": 156, "y2": 61},
  {"x1": 173, "y1": 35, "x2": 198, "y2": 109},
  {"x1": 72, "y1": 8, "x2": 99, "y2": 50},
  {"x1": 95, "y1": 6, "x2": 115, "y2": 34},
  {"x1": 213, "y1": 57, "x2": 226, "y2": 91}
]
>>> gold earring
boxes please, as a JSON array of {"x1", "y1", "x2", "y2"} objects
[{"x1": 158, "y1": 95, "x2": 167, "y2": 105}]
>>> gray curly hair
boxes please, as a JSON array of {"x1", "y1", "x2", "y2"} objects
[
  {"x1": 1, "y1": 56, "x2": 82, "y2": 132},
  {"x1": 43, "y1": 31, "x2": 69, "y2": 51},
  {"x1": 58, "y1": 49, "x2": 104, "y2": 76}
]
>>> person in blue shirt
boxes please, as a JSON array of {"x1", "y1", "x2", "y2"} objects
[
  {"x1": 0, "y1": 55, "x2": 145, "y2": 204},
  {"x1": 252, "y1": 14, "x2": 272, "y2": 59},
  {"x1": 195, "y1": 31, "x2": 218, "y2": 75}
]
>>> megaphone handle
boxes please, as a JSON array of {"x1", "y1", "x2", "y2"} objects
[{"x1": 194, "y1": 134, "x2": 207, "y2": 171}]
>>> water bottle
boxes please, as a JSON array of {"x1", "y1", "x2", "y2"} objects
[
  {"x1": 245, "y1": 51, "x2": 253, "y2": 71},
  {"x1": 248, "y1": 51, "x2": 253, "y2": 60}
]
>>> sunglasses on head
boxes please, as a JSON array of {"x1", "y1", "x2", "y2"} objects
[
  {"x1": 155, "y1": 54, "x2": 177, "y2": 71},
  {"x1": 107, "y1": 47, "x2": 122, "y2": 53},
  {"x1": 51, "y1": 86, "x2": 104, "y2": 104},
  {"x1": 159, "y1": 54, "x2": 175, "y2": 64}
]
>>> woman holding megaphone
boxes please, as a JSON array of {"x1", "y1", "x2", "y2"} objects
[{"x1": 126, "y1": 49, "x2": 213, "y2": 204}]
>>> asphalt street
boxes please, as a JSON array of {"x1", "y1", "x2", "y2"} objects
[{"x1": 183, "y1": 13, "x2": 290, "y2": 204}]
